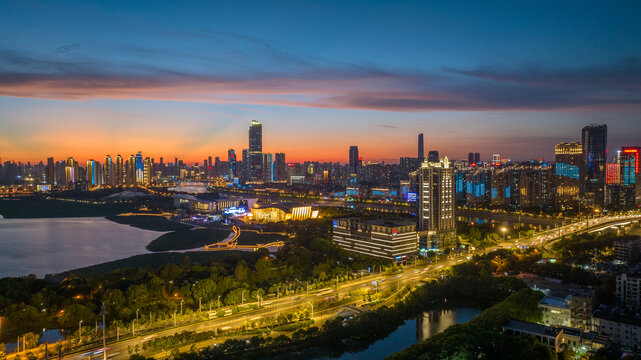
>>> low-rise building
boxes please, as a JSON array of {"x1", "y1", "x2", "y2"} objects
[
  {"x1": 250, "y1": 203, "x2": 318, "y2": 222},
  {"x1": 614, "y1": 237, "x2": 641, "y2": 265},
  {"x1": 592, "y1": 309, "x2": 641, "y2": 351},
  {"x1": 616, "y1": 273, "x2": 641, "y2": 310},
  {"x1": 332, "y1": 218, "x2": 418, "y2": 260},
  {"x1": 173, "y1": 194, "x2": 250, "y2": 213},
  {"x1": 539, "y1": 296, "x2": 571, "y2": 327},
  {"x1": 561, "y1": 326, "x2": 609, "y2": 353},
  {"x1": 502, "y1": 319, "x2": 563, "y2": 352}
]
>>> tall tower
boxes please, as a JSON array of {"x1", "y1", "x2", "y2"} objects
[
  {"x1": 228, "y1": 148, "x2": 237, "y2": 179},
  {"x1": 248, "y1": 120, "x2": 263, "y2": 182},
  {"x1": 103, "y1": 155, "x2": 113, "y2": 186},
  {"x1": 262, "y1": 153, "x2": 273, "y2": 182},
  {"x1": 418, "y1": 133, "x2": 424, "y2": 161},
  {"x1": 135, "y1": 151, "x2": 144, "y2": 184},
  {"x1": 620, "y1": 147, "x2": 640, "y2": 208},
  {"x1": 115, "y1": 155, "x2": 124, "y2": 185},
  {"x1": 274, "y1": 153, "x2": 286, "y2": 181},
  {"x1": 46, "y1": 157, "x2": 55, "y2": 185},
  {"x1": 555, "y1": 142, "x2": 583, "y2": 208},
  {"x1": 582, "y1": 124, "x2": 607, "y2": 207},
  {"x1": 418, "y1": 157, "x2": 455, "y2": 249},
  {"x1": 349, "y1": 146, "x2": 359, "y2": 175}
]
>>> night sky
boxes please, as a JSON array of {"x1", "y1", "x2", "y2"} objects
[{"x1": 1, "y1": 0, "x2": 640, "y2": 163}]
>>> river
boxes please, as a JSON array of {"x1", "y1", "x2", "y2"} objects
[
  {"x1": 0, "y1": 217, "x2": 165, "y2": 278},
  {"x1": 313, "y1": 307, "x2": 480, "y2": 360}
]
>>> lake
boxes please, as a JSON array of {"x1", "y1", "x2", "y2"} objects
[
  {"x1": 314, "y1": 307, "x2": 481, "y2": 360},
  {"x1": 0, "y1": 217, "x2": 165, "y2": 278}
]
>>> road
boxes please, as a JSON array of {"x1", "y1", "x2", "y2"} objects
[{"x1": 40, "y1": 213, "x2": 641, "y2": 360}]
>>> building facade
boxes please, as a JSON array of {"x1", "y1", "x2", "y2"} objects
[
  {"x1": 332, "y1": 218, "x2": 418, "y2": 260},
  {"x1": 418, "y1": 157, "x2": 455, "y2": 249}
]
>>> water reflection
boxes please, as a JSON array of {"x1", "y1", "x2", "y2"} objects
[{"x1": 417, "y1": 308, "x2": 480, "y2": 341}]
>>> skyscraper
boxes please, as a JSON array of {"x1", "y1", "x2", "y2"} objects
[
  {"x1": 620, "y1": 147, "x2": 640, "y2": 208},
  {"x1": 468, "y1": 152, "x2": 474, "y2": 165},
  {"x1": 274, "y1": 153, "x2": 286, "y2": 181},
  {"x1": 582, "y1": 124, "x2": 607, "y2": 207},
  {"x1": 555, "y1": 142, "x2": 583, "y2": 208},
  {"x1": 127, "y1": 154, "x2": 136, "y2": 184},
  {"x1": 46, "y1": 157, "x2": 55, "y2": 185},
  {"x1": 262, "y1": 153, "x2": 273, "y2": 182},
  {"x1": 115, "y1": 155, "x2": 124, "y2": 185},
  {"x1": 135, "y1": 151, "x2": 144, "y2": 184},
  {"x1": 349, "y1": 146, "x2": 359, "y2": 175},
  {"x1": 143, "y1": 157, "x2": 153, "y2": 184},
  {"x1": 86, "y1": 159, "x2": 102, "y2": 187},
  {"x1": 427, "y1": 150, "x2": 439, "y2": 163},
  {"x1": 418, "y1": 157, "x2": 455, "y2": 249},
  {"x1": 474, "y1": 153, "x2": 480, "y2": 165},
  {"x1": 249, "y1": 120, "x2": 263, "y2": 182},
  {"x1": 103, "y1": 155, "x2": 114, "y2": 186},
  {"x1": 418, "y1": 133, "x2": 424, "y2": 161},
  {"x1": 228, "y1": 148, "x2": 237, "y2": 179}
]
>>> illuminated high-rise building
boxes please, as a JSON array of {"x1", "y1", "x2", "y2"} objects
[
  {"x1": 115, "y1": 155, "x2": 124, "y2": 185},
  {"x1": 143, "y1": 157, "x2": 153, "y2": 184},
  {"x1": 418, "y1": 133, "x2": 424, "y2": 161},
  {"x1": 468, "y1": 152, "x2": 474, "y2": 166},
  {"x1": 135, "y1": 151, "x2": 144, "y2": 184},
  {"x1": 262, "y1": 153, "x2": 273, "y2": 182},
  {"x1": 65, "y1": 157, "x2": 77, "y2": 185},
  {"x1": 555, "y1": 142, "x2": 583, "y2": 207},
  {"x1": 582, "y1": 124, "x2": 607, "y2": 207},
  {"x1": 492, "y1": 154, "x2": 501, "y2": 166},
  {"x1": 474, "y1": 152, "x2": 480, "y2": 165},
  {"x1": 274, "y1": 153, "x2": 286, "y2": 181},
  {"x1": 86, "y1": 159, "x2": 102, "y2": 187},
  {"x1": 248, "y1": 120, "x2": 263, "y2": 182},
  {"x1": 620, "y1": 147, "x2": 640, "y2": 208},
  {"x1": 349, "y1": 146, "x2": 359, "y2": 175},
  {"x1": 127, "y1": 154, "x2": 136, "y2": 184},
  {"x1": 418, "y1": 157, "x2": 455, "y2": 250},
  {"x1": 228, "y1": 148, "x2": 237, "y2": 179},
  {"x1": 103, "y1": 155, "x2": 114, "y2": 186}
]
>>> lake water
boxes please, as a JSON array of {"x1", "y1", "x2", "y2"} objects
[
  {"x1": 0, "y1": 217, "x2": 165, "y2": 278},
  {"x1": 315, "y1": 307, "x2": 480, "y2": 360}
]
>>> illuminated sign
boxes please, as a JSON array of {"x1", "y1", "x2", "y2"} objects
[
  {"x1": 224, "y1": 207, "x2": 246, "y2": 215},
  {"x1": 406, "y1": 192, "x2": 417, "y2": 202}
]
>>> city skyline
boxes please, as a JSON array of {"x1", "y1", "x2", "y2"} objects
[{"x1": 2, "y1": 1, "x2": 641, "y2": 163}]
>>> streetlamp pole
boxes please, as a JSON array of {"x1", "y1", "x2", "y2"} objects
[
  {"x1": 180, "y1": 300, "x2": 184, "y2": 316},
  {"x1": 132, "y1": 319, "x2": 136, "y2": 337},
  {"x1": 136, "y1": 309, "x2": 139, "y2": 322},
  {"x1": 78, "y1": 320, "x2": 83, "y2": 344},
  {"x1": 100, "y1": 303, "x2": 107, "y2": 360},
  {"x1": 217, "y1": 295, "x2": 221, "y2": 309},
  {"x1": 199, "y1": 297, "x2": 202, "y2": 313},
  {"x1": 305, "y1": 301, "x2": 314, "y2": 319}
]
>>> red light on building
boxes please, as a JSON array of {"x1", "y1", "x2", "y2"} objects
[
  {"x1": 623, "y1": 149, "x2": 639, "y2": 153},
  {"x1": 606, "y1": 163, "x2": 620, "y2": 184}
]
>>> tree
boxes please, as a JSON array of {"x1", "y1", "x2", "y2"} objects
[
  {"x1": 234, "y1": 261, "x2": 249, "y2": 282},
  {"x1": 59, "y1": 303, "x2": 96, "y2": 328},
  {"x1": 192, "y1": 279, "x2": 217, "y2": 303}
]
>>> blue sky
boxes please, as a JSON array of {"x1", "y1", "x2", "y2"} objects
[{"x1": 1, "y1": 0, "x2": 640, "y2": 163}]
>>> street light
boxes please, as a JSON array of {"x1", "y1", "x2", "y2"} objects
[
  {"x1": 241, "y1": 290, "x2": 245, "y2": 305},
  {"x1": 199, "y1": 297, "x2": 202, "y2": 312},
  {"x1": 136, "y1": 308, "x2": 140, "y2": 322},
  {"x1": 132, "y1": 319, "x2": 137, "y2": 337},
  {"x1": 500, "y1": 227, "x2": 507, "y2": 242},
  {"x1": 78, "y1": 320, "x2": 83, "y2": 344},
  {"x1": 180, "y1": 300, "x2": 184, "y2": 315},
  {"x1": 100, "y1": 303, "x2": 107, "y2": 360},
  {"x1": 218, "y1": 295, "x2": 221, "y2": 309},
  {"x1": 305, "y1": 301, "x2": 314, "y2": 319}
]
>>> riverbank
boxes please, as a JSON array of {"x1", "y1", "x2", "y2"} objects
[
  {"x1": 146, "y1": 229, "x2": 231, "y2": 251},
  {"x1": 106, "y1": 214, "x2": 192, "y2": 231},
  {"x1": 49, "y1": 250, "x2": 252, "y2": 280},
  {"x1": 0, "y1": 197, "x2": 135, "y2": 218}
]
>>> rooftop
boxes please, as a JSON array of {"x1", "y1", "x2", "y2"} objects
[
  {"x1": 539, "y1": 296, "x2": 569, "y2": 309},
  {"x1": 503, "y1": 319, "x2": 562, "y2": 337}
]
